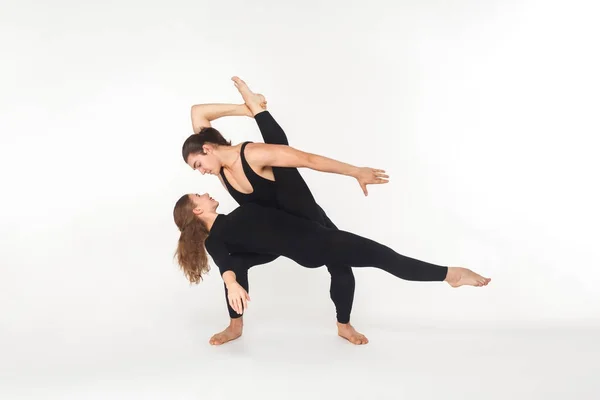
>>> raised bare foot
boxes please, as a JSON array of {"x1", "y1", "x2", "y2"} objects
[
  {"x1": 337, "y1": 322, "x2": 369, "y2": 345},
  {"x1": 445, "y1": 267, "x2": 491, "y2": 288},
  {"x1": 209, "y1": 324, "x2": 243, "y2": 345},
  {"x1": 231, "y1": 76, "x2": 267, "y2": 115}
]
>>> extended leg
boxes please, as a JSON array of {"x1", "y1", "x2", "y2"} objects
[
  {"x1": 323, "y1": 230, "x2": 448, "y2": 280},
  {"x1": 318, "y1": 230, "x2": 489, "y2": 287},
  {"x1": 254, "y1": 110, "x2": 289, "y2": 145}
]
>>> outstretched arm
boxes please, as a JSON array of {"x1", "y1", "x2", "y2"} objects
[
  {"x1": 190, "y1": 103, "x2": 253, "y2": 133},
  {"x1": 247, "y1": 143, "x2": 390, "y2": 196}
]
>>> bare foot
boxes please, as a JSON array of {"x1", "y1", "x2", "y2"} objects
[
  {"x1": 445, "y1": 267, "x2": 491, "y2": 288},
  {"x1": 231, "y1": 76, "x2": 267, "y2": 115},
  {"x1": 209, "y1": 323, "x2": 243, "y2": 346},
  {"x1": 337, "y1": 322, "x2": 369, "y2": 345}
]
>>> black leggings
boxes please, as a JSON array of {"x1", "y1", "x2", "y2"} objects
[
  {"x1": 218, "y1": 203, "x2": 449, "y2": 311},
  {"x1": 223, "y1": 215, "x2": 355, "y2": 323},
  {"x1": 221, "y1": 202, "x2": 450, "y2": 282},
  {"x1": 223, "y1": 111, "x2": 355, "y2": 324},
  {"x1": 312, "y1": 230, "x2": 448, "y2": 282}
]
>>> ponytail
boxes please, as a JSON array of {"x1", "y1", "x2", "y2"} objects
[{"x1": 173, "y1": 195, "x2": 211, "y2": 284}]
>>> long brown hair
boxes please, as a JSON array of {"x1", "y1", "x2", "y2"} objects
[{"x1": 173, "y1": 194, "x2": 210, "y2": 284}]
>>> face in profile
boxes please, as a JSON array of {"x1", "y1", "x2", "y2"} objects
[
  {"x1": 186, "y1": 145, "x2": 221, "y2": 176},
  {"x1": 190, "y1": 193, "x2": 219, "y2": 215}
]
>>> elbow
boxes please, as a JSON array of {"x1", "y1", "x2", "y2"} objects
[
  {"x1": 191, "y1": 104, "x2": 207, "y2": 118},
  {"x1": 304, "y1": 153, "x2": 318, "y2": 169},
  {"x1": 191, "y1": 105, "x2": 202, "y2": 121}
]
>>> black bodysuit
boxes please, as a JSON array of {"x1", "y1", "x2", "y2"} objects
[
  {"x1": 205, "y1": 204, "x2": 448, "y2": 286},
  {"x1": 217, "y1": 111, "x2": 355, "y2": 323}
]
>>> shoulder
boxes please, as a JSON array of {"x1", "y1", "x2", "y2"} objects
[
  {"x1": 243, "y1": 142, "x2": 267, "y2": 163},
  {"x1": 244, "y1": 142, "x2": 288, "y2": 163},
  {"x1": 244, "y1": 142, "x2": 263, "y2": 153},
  {"x1": 229, "y1": 203, "x2": 259, "y2": 219},
  {"x1": 204, "y1": 235, "x2": 228, "y2": 260}
]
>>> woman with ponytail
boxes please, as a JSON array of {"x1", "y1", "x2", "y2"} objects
[{"x1": 172, "y1": 192, "x2": 491, "y2": 340}]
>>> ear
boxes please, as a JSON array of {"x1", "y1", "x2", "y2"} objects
[
  {"x1": 202, "y1": 144, "x2": 212, "y2": 154},
  {"x1": 192, "y1": 207, "x2": 204, "y2": 216}
]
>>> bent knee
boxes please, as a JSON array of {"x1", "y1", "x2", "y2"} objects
[{"x1": 327, "y1": 266, "x2": 355, "y2": 282}]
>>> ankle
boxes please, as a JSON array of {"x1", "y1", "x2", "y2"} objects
[
  {"x1": 251, "y1": 107, "x2": 266, "y2": 117},
  {"x1": 444, "y1": 267, "x2": 458, "y2": 282},
  {"x1": 229, "y1": 317, "x2": 244, "y2": 330}
]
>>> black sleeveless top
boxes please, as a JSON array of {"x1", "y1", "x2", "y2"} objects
[{"x1": 220, "y1": 141, "x2": 278, "y2": 208}]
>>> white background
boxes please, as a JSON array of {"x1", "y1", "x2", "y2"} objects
[{"x1": 1, "y1": 0, "x2": 599, "y2": 398}]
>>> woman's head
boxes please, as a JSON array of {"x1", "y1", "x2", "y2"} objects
[
  {"x1": 182, "y1": 127, "x2": 231, "y2": 175},
  {"x1": 173, "y1": 193, "x2": 219, "y2": 284}
]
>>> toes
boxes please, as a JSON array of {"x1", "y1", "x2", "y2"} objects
[
  {"x1": 210, "y1": 334, "x2": 226, "y2": 345},
  {"x1": 478, "y1": 278, "x2": 490, "y2": 286},
  {"x1": 357, "y1": 335, "x2": 368, "y2": 345},
  {"x1": 351, "y1": 334, "x2": 368, "y2": 345}
]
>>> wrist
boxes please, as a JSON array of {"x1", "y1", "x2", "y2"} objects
[
  {"x1": 222, "y1": 271, "x2": 239, "y2": 288},
  {"x1": 238, "y1": 104, "x2": 253, "y2": 117},
  {"x1": 224, "y1": 278, "x2": 239, "y2": 289}
]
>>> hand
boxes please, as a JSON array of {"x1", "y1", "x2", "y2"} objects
[
  {"x1": 226, "y1": 282, "x2": 250, "y2": 315},
  {"x1": 355, "y1": 167, "x2": 389, "y2": 196},
  {"x1": 257, "y1": 94, "x2": 267, "y2": 110}
]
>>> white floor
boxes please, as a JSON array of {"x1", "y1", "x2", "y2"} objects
[{"x1": 2, "y1": 319, "x2": 598, "y2": 400}]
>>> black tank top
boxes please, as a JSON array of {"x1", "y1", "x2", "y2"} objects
[{"x1": 220, "y1": 141, "x2": 278, "y2": 208}]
